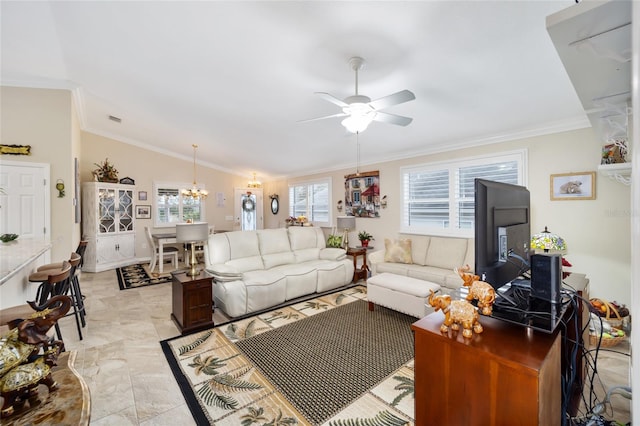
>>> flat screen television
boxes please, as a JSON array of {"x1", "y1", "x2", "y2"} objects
[{"x1": 474, "y1": 178, "x2": 531, "y2": 290}]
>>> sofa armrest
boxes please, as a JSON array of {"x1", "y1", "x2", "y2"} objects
[
  {"x1": 319, "y1": 248, "x2": 347, "y2": 261},
  {"x1": 205, "y1": 263, "x2": 242, "y2": 277},
  {"x1": 368, "y1": 249, "x2": 385, "y2": 274}
]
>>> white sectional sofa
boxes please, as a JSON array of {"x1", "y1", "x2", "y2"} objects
[
  {"x1": 368, "y1": 234, "x2": 474, "y2": 291},
  {"x1": 204, "y1": 227, "x2": 355, "y2": 317}
]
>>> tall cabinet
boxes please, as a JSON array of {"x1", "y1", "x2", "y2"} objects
[{"x1": 82, "y1": 182, "x2": 135, "y2": 272}]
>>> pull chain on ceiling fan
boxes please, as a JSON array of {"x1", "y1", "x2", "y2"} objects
[{"x1": 301, "y1": 56, "x2": 416, "y2": 133}]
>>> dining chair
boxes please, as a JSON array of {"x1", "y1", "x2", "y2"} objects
[{"x1": 145, "y1": 226, "x2": 179, "y2": 272}]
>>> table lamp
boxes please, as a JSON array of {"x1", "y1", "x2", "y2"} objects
[
  {"x1": 176, "y1": 222, "x2": 209, "y2": 276},
  {"x1": 530, "y1": 226, "x2": 567, "y2": 253},
  {"x1": 337, "y1": 216, "x2": 356, "y2": 249}
]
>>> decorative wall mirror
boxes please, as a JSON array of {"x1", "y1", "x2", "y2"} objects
[{"x1": 270, "y1": 194, "x2": 279, "y2": 214}]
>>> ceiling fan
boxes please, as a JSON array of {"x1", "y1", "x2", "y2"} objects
[{"x1": 302, "y1": 56, "x2": 416, "y2": 133}]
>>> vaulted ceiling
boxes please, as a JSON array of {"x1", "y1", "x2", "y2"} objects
[{"x1": 1, "y1": 1, "x2": 588, "y2": 180}]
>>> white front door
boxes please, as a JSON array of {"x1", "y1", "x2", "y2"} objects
[
  {"x1": 234, "y1": 188, "x2": 263, "y2": 231},
  {"x1": 0, "y1": 160, "x2": 50, "y2": 238}
]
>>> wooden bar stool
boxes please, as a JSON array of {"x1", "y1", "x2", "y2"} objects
[
  {"x1": 37, "y1": 240, "x2": 88, "y2": 314},
  {"x1": 37, "y1": 252, "x2": 86, "y2": 326},
  {"x1": 0, "y1": 263, "x2": 72, "y2": 342}
]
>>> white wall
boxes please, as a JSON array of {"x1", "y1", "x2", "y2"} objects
[
  {"x1": 288, "y1": 127, "x2": 632, "y2": 305},
  {"x1": 0, "y1": 86, "x2": 79, "y2": 260}
]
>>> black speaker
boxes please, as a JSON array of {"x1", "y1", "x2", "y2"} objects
[{"x1": 530, "y1": 253, "x2": 562, "y2": 304}]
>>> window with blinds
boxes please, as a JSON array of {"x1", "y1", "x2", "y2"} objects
[
  {"x1": 288, "y1": 178, "x2": 331, "y2": 227},
  {"x1": 401, "y1": 151, "x2": 525, "y2": 236},
  {"x1": 153, "y1": 183, "x2": 205, "y2": 227}
]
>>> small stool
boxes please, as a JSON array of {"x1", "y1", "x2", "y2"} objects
[{"x1": 367, "y1": 272, "x2": 441, "y2": 318}]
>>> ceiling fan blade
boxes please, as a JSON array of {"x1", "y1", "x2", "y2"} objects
[
  {"x1": 373, "y1": 111, "x2": 413, "y2": 126},
  {"x1": 315, "y1": 92, "x2": 348, "y2": 107},
  {"x1": 298, "y1": 112, "x2": 348, "y2": 123},
  {"x1": 369, "y1": 89, "x2": 416, "y2": 110}
]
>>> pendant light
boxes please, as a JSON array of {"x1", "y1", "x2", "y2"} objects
[{"x1": 181, "y1": 144, "x2": 208, "y2": 199}]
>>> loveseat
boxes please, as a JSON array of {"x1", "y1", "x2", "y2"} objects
[
  {"x1": 204, "y1": 227, "x2": 355, "y2": 317},
  {"x1": 368, "y1": 234, "x2": 474, "y2": 291}
]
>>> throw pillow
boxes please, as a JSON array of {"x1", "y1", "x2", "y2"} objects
[{"x1": 384, "y1": 238, "x2": 413, "y2": 264}]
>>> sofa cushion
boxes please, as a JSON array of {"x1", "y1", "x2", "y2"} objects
[
  {"x1": 384, "y1": 238, "x2": 413, "y2": 264},
  {"x1": 294, "y1": 248, "x2": 321, "y2": 263},
  {"x1": 425, "y1": 237, "x2": 468, "y2": 270},
  {"x1": 288, "y1": 226, "x2": 325, "y2": 250},
  {"x1": 257, "y1": 229, "x2": 296, "y2": 269},
  {"x1": 405, "y1": 235, "x2": 430, "y2": 265}
]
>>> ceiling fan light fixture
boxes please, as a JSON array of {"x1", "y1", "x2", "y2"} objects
[{"x1": 342, "y1": 110, "x2": 375, "y2": 133}]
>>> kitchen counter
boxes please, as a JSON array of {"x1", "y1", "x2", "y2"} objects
[{"x1": 0, "y1": 237, "x2": 52, "y2": 285}]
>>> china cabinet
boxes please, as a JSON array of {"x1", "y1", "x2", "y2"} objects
[{"x1": 82, "y1": 182, "x2": 135, "y2": 272}]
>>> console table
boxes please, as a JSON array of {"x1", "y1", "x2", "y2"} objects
[
  {"x1": 412, "y1": 312, "x2": 561, "y2": 425},
  {"x1": 171, "y1": 270, "x2": 214, "y2": 334}
]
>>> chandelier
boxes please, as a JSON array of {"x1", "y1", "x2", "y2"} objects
[
  {"x1": 247, "y1": 172, "x2": 262, "y2": 188},
  {"x1": 181, "y1": 144, "x2": 208, "y2": 200}
]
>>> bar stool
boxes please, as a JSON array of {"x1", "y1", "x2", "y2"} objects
[
  {"x1": 29, "y1": 253, "x2": 85, "y2": 340},
  {"x1": 0, "y1": 263, "x2": 72, "y2": 342},
  {"x1": 37, "y1": 252, "x2": 86, "y2": 324},
  {"x1": 37, "y1": 240, "x2": 88, "y2": 316}
]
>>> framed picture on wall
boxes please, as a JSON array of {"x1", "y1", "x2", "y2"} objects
[
  {"x1": 136, "y1": 205, "x2": 151, "y2": 219},
  {"x1": 138, "y1": 191, "x2": 147, "y2": 201},
  {"x1": 550, "y1": 171, "x2": 596, "y2": 201}
]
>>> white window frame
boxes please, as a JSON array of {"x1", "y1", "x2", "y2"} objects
[
  {"x1": 288, "y1": 177, "x2": 332, "y2": 228},
  {"x1": 153, "y1": 182, "x2": 207, "y2": 228},
  {"x1": 400, "y1": 150, "x2": 527, "y2": 238}
]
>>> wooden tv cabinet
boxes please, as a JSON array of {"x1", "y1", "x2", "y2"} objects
[{"x1": 412, "y1": 312, "x2": 562, "y2": 425}]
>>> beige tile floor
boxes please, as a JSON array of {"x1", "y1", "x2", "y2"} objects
[{"x1": 53, "y1": 266, "x2": 630, "y2": 425}]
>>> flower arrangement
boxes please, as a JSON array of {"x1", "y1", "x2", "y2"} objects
[{"x1": 92, "y1": 158, "x2": 119, "y2": 183}]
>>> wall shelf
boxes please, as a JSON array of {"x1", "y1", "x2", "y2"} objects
[{"x1": 598, "y1": 163, "x2": 632, "y2": 185}]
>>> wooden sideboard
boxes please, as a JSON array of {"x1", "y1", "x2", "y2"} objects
[{"x1": 412, "y1": 312, "x2": 561, "y2": 425}]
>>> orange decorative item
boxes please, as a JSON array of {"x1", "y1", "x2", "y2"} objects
[
  {"x1": 456, "y1": 265, "x2": 496, "y2": 316},
  {"x1": 428, "y1": 290, "x2": 483, "y2": 338}
]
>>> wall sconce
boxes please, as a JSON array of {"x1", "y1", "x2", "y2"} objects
[
  {"x1": 56, "y1": 179, "x2": 65, "y2": 198},
  {"x1": 381, "y1": 195, "x2": 387, "y2": 208},
  {"x1": 337, "y1": 200, "x2": 343, "y2": 212}
]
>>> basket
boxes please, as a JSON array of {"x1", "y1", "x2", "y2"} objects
[
  {"x1": 590, "y1": 298, "x2": 623, "y2": 327},
  {"x1": 589, "y1": 332, "x2": 626, "y2": 348}
]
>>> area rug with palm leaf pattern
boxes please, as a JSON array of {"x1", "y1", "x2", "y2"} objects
[{"x1": 160, "y1": 285, "x2": 416, "y2": 425}]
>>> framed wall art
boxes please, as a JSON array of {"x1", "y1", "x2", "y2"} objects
[
  {"x1": 138, "y1": 191, "x2": 147, "y2": 201},
  {"x1": 550, "y1": 171, "x2": 596, "y2": 201},
  {"x1": 344, "y1": 170, "x2": 380, "y2": 217},
  {"x1": 136, "y1": 205, "x2": 151, "y2": 219}
]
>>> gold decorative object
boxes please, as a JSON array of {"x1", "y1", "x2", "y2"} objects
[
  {"x1": 428, "y1": 290, "x2": 483, "y2": 339},
  {"x1": 0, "y1": 296, "x2": 70, "y2": 418},
  {"x1": 0, "y1": 144, "x2": 31, "y2": 156},
  {"x1": 456, "y1": 265, "x2": 496, "y2": 316}
]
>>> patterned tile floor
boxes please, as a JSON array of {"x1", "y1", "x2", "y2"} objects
[{"x1": 51, "y1": 266, "x2": 630, "y2": 425}]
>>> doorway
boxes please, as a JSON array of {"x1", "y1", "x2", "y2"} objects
[
  {"x1": 234, "y1": 188, "x2": 263, "y2": 231},
  {"x1": 0, "y1": 160, "x2": 50, "y2": 238}
]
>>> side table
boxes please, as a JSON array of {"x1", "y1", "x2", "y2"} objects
[
  {"x1": 346, "y1": 247, "x2": 369, "y2": 283},
  {"x1": 171, "y1": 270, "x2": 214, "y2": 335}
]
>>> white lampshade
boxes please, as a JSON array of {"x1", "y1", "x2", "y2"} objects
[
  {"x1": 176, "y1": 222, "x2": 209, "y2": 243},
  {"x1": 337, "y1": 216, "x2": 356, "y2": 230}
]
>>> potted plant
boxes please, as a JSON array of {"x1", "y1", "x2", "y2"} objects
[{"x1": 358, "y1": 231, "x2": 374, "y2": 247}]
